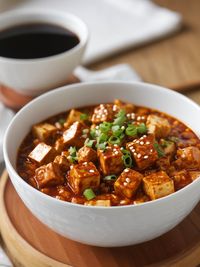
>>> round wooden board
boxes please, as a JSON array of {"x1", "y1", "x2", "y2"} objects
[{"x1": 1, "y1": 170, "x2": 200, "y2": 267}]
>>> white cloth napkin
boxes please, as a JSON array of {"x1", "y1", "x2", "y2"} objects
[{"x1": 1, "y1": 0, "x2": 182, "y2": 64}]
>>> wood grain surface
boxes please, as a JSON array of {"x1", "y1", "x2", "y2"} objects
[
  {"x1": 1, "y1": 171, "x2": 200, "y2": 267},
  {"x1": 90, "y1": 0, "x2": 200, "y2": 92}
]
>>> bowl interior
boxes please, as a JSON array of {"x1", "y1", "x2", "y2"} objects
[{"x1": 4, "y1": 81, "x2": 200, "y2": 171}]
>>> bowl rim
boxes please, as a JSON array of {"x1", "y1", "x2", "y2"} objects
[
  {"x1": 3, "y1": 81, "x2": 200, "y2": 210},
  {"x1": 0, "y1": 9, "x2": 89, "y2": 64}
]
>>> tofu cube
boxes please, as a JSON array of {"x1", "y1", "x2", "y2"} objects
[
  {"x1": 176, "y1": 146, "x2": 200, "y2": 169},
  {"x1": 91, "y1": 104, "x2": 117, "y2": 124},
  {"x1": 189, "y1": 171, "x2": 200, "y2": 181},
  {"x1": 126, "y1": 135, "x2": 158, "y2": 170},
  {"x1": 114, "y1": 99, "x2": 135, "y2": 113},
  {"x1": 54, "y1": 151, "x2": 70, "y2": 172},
  {"x1": 84, "y1": 199, "x2": 111, "y2": 206},
  {"x1": 114, "y1": 168, "x2": 143, "y2": 198},
  {"x1": 77, "y1": 146, "x2": 97, "y2": 163},
  {"x1": 69, "y1": 162, "x2": 100, "y2": 194},
  {"x1": 34, "y1": 162, "x2": 64, "y2": 189},
  {"x1": 98, "y1": 145, "x2": 124, "y2": 175},
  {"x1": 143, "y1": 171, "x2": 174, "y2": 200},
  {"x1": 172, "y1": 170, "x2": 192, "y2": 190},
  {"x1": 146, "y1": 115, "x2": 171, "y2": 138},
  {"x1": 32, "y1": 123, "x2": 57, "y2": 141},
  {"x1": 63, "y1": 121, "x2": 87, "y2": 148},
  {"x1": 64, "y1": 109, "x2": 84, "y2": 128},
  {"x1": 28, "y1": 142, "x2": 55, "y2": 165}
]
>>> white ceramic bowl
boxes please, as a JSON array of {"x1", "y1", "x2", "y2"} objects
[
  {"x1": 0, "y1": 9, "x2": 88, "y2": 96},
  {"x1": 3, "y1": 82, "x2": 200, "y2": 247}
]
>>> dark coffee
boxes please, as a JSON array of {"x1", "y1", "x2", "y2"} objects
[{"x1": 0, "y1": 23, "x2": 80, "y2": 59}]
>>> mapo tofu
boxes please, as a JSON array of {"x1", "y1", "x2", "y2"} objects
[{"x1": 17, "y1": 100, "x2": 200, "y2": 206}]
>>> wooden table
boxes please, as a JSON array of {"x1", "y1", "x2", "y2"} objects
[{"x1": 90, "y1": 0, "x2": 200, "y2": 105}]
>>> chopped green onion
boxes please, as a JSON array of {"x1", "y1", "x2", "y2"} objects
[
  {"x1": 112, "y1": 125, "x2": 120, "y2": 132},
  {"x1": 122, "y1": 154, "x2": 132, "y2": 167},
  {"x1": 83, "y1": 188, "x2": 96, "y2": 200},
  {"x1": 99, "y1": 122, "x2": 112, "y2": 133},
  {"x1": 68, "y1": 146, "x2": 78, "y2": 163},
  {"x1": 137, "y1": 123, "x2": 147, "y2": 134},
  {"x1": 154, "y1": 143, "x2": 165, "y2": 158},
  {"x1": 96, "y1": 142, "x2": 107, "y2": 151},
  {"x1": 58, "y1": 118, "x2": 65, "y2": 126},
  {"x1": 90, "y1": 128, "x2": 97, "y2": 139},
  {"x1": 121, "y1": 149, "x2": 131, "y2": 156},
  {"x1": 112, "y1": 125, "x2": 124, "y2": 137},
  {"x1": 98, "y1": 132, "x2": 108, "y2": 143},
  {"x1": 84, "y1": 138, "x2": 95, "y2": 148},
  {"x1": 103, "y1": 175, "x2": 117, "y2": 181},
  {"x1": 113, "y1": 109, "x2": 126, "y2": 126},
  {"x1": 80, "y1": 113, "x2": 89, "y2": 121},
  {"x1": 125, "y1": 124, "x2": 137, "y2": 137},
  {"x1": 108, "y1": 136, "x2": 121, "y2": 145}
]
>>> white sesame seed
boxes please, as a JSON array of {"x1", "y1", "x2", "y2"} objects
[
  {"x1": 146, "y1": 141, "x2": 150, "y2": 145},
  {"x1": 127, "y1": 114, "x2": 131, "y2": 117},
  {"x1": 114, "y1": 151, "x2": 119, "y2": 155},
  {"x1": 121, "y1": 126, "x2": 125, "y2": 130},
  {"x1": 150, "y1": 149, "x2": 153, "y2": 152},
  {"x1": 137, "y1": 153, "x2": 142, "y2": 159},
  {"x1": 114, "y1": 144, "x2": 118, "y2": 147},
  {"x1": 113, "y1": 105, "x2": 118, "y2": 111},
  {"x1": 136, "y1": 140, "x2": 140, "y2": 144},
  {"x1": 123, "y1": 182, "x2": 128, "y2": 186},
  {"x1": 124, "y1": 168, "x2": 129, "y2": 172},
  {"x1": 140, "y1": 141, "x2": 144, "y2": 145},
  {"x1": 89, "y1": 169, "x2": 95, "y2": 173},
  {"x1": 126, "y1": 177, "x2": 131, "y2": 183},
  {"x1": 96, "y1": 115, "x2": 100, "y2": 119},
  {"x1": 134, "y1": 153, "x2": 137, "y2": 156},
  {"x1": 144, "y1": 155, "x2": 149, "y2": 159},
  {"x1": 83, "y1": 162, "x2": 88, "y2": 165}
]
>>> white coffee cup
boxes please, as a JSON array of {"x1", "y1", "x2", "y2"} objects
[{"x1": 0, "y1": 9, "x2": 88, "y2": 96}]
